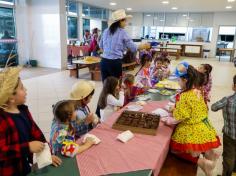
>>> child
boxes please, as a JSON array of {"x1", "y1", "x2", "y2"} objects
[
  {"x1": 123, "y1": 74, "x2": 145, "y2": 105},
  {"x1": 50, "y1": 100, "x2": 95, "y2": 155},
  {"x1": 162, "y1": 57, "x2": 171, "y2": 79},
  {"x1": 98, "y1": 76, "x2": 124, "y2": 122},
  {"x1": 169, "y1": 62, "x2": 221, "y2": 176},
  {"x1": 70, "y1": 81, "x2": 99, "y2": 138},
  {"x1": 150, "y1": 57, "x2": 164, "y2": 86},
  {"x1": 211, "y1": 75, "x2": 236, "y2": 176},
  {"x1": 0, "y1": 67, "x2": 61, "y2": 176},
  {"x1": 198, "y1": 64, "x2": 213, "y2": 103},
  {"x1": 135, "y1": 53, "x2": 152, "y2": 88}
]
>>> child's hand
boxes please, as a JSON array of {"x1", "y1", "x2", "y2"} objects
[
  {"x1": 85, "y1": 113, "x2": 94, "y2": 124},
  {"x1": 51, "y1": 155, "x2": 62, "y2": 167},
  {"x1": 85, "y1": 137, "x2": 96, "y2": 146},
  {"x1": 29, "y1": 141, "x2": 45, "y2": 153}
]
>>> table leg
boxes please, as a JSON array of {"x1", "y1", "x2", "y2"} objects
[
  {"x1": 219, "y1": 51, "x2": 221, "y2": 62},
  {"x1": 76, "y1": 64, "x2": 79, "y2": 78}
]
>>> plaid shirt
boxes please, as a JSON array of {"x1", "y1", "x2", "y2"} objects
[
  {"x1": 211, "y1": 93, "x2": 236, "y2": 140},
  {"x1": 0, "y1": 105, "x2": 46, "y2": 176}
]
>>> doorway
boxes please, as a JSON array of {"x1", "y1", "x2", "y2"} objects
[{"x1": 216, "y1": 26, "x2": 236, "y2": 61}]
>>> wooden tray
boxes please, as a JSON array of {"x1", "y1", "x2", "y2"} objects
[{"x1": 112, "y1": 111, "x2": 160, "y2": 136}]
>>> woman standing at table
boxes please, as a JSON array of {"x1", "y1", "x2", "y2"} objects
[{"x1": 99, "y1": 9, "x2": 150, "y2": 82}]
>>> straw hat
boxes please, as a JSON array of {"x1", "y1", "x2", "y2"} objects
[
  {"x1": 110, "y1": 9, "x2": 132, "y2": 25},
  {"x1": 0, "y1": 66, "x2": 21, "y2": 108},
  {"x1": 70, "y1": 80, "x2": 95, "y2": 101}
]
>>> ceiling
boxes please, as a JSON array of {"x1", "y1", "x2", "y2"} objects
[{"x1": 78, "y1": 0, "x2": 236, "y2": 12}]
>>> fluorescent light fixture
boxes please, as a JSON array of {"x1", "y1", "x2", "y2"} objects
[
  {"x1": 226, "y1": 6, "x2": 232, "y2": 8},
  {"x1": 182, "y1": 14, "x2": 187, "y2": 17},
  {"x1": 160, "y1": 19, "x2": 165, "y2": 22},
  {"x1": 0, "y1": 0, "x2": 14, "y2": 5},
  {"x1": 146, "y1": 14, "x2": 151, "y2": 17},
  {"x1": 162, "y1": 1, "x2": 169, "y2": 4},
  {"x1": 110, "y1": 2, "x2": 117, "y2": 6},
  {"x1": 172, "y1": 7, "x2": 178, "y2": 10},
  {"x1": 228, "y1": 0, "x2": 235, "y2": 2},
  {"x1": 126, "y1": 7, "x2": 132, "y2": 11}
]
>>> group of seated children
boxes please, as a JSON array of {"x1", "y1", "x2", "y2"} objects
[
  {"x1": 1, "y1": 56, "x2": 234, "y2": 176},
  {"x1": 135, "y1": 51, "x2": 171, "y2": 88}
]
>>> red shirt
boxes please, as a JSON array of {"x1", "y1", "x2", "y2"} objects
[{"x1": 0, "y1": 105, "x2": 46, "y2": 176}]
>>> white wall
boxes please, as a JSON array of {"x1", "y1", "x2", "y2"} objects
[{"x1": 16, "y1": 0, "x2": 67, "y2": 69}]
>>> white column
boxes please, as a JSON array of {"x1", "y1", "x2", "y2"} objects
[{"x1": 15, "y1": 0, "x2": 30, "y2": 65}]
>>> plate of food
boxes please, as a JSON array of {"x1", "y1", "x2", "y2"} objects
[
  {"x1": 158, "y1": 89, "x2": 175, "y2": 96},
  {"x1": 137, "y1": 95, "x2": 151, "y2": 101},
  {"x1": 164, "y1": 83, "x2": 181, "y2": 90},
  {"x1": 148, "y1": 89, "x2": 159, "y2": 93},
  {"x1": 83, "y1": 56, "x2": 100, "y2": 64}
]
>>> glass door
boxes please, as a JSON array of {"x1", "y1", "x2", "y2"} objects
[{"x1": 216, "y1": 26, "x2": 236, "y2": 61}]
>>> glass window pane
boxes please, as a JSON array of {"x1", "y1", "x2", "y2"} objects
[
  {"x1": 0, "y1": 0, "x2": 14, "y2": 5},
  {"x1": 0, "y1": 7, "x2": 17, "y2": 67},
  {"x1": 66, "y1": 0, "x2": 77, "y2": 15},
  {"x1": 67, "y1": 16, "x2": 78, "y2": 39},
  {"x1": 102, "y1": 21, "x2": 108, "y2": 32},
  {"x1": 82, "y1": 4, "x2": 89, "y2": 16},
  {"x1": 83, "y1": 18, "x2": 90, "y2": 36},
  {"x1": 90, "y1": 6, "x2": 102, "y2": 19}
]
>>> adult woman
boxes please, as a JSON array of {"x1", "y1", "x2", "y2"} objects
[{"x1": 99, "y1": 9, "x2": 150, "y2": 82}]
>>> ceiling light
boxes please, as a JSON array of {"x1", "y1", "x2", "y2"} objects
[
  {"x1": 183, "y1": 14, "x2": 187, "y2": 17},
  {"x1": 228, "y1": 0, "x2": 235, "y2": 2},
  {"x1": 162, "y1": 1, "x2": 169, "y2": 4},
  {"x1": 172, "y1": 7, "x2": 178, "y2": 10},
  {"x1": 190, "y1": 19, "x2": 194, "y2": 22},
  {"x1": 126, "y1": 8, "x2": 132, "y2": 11},
  {"x1": 146, "y1": 14, "x2": 151, "y2": 17},
  {"x1": 110, "y1": 2, "x2": 117, "y2": 6},
  {"x1": 160, "y1": 19, "x2": 165, "y2": 22},
  {"x1": 226, "y1": 6, "x2": 232, "y2": 9},
  {"x1": 82, "y1": 13, "x2": 86, "y2": 17}
]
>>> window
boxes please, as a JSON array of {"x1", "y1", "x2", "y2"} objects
[
  {"x1": 188, "y1": 27, "x2": 212, "y2": 42},
  {"x1": 66, "y1": 0, "x2": 77, "y2": 16},
  {"x1": 67, "y1": 16, "x2": 78, "y2": 39},
  {"x1": 0, "y1": 7, "x2": 17, "y2": 67},
  {"x1": 83, "y1": 18, "x2": 90, "y2": 36},
  {"x1": 102, "y1": 21, "x2": 108, "y2": 32},
  {"x1": 82, "y1": 3, "x2": 109, "y2": 20},
  {"x1": 0, "y1": 0, "x2": 14, "y2": 5}
]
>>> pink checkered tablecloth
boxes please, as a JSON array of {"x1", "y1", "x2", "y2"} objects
[{"x1": 76, "y1": 101, "x2": 174, "y2": 176}]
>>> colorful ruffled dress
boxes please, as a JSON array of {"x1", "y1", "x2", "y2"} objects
[
  {"x1": 135, "y1": 67, "x2": 152, "y2": 88},
  {"x1": 171, "y1": 89, "x2": 220, "y2": 152}
]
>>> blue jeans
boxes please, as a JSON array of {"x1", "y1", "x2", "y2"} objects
[{"x1": 100, "y1": 58, "x2": 122, "y2": 82}]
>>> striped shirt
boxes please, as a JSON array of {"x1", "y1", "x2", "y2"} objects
[{"x1": 211, "y1": 93, "x2": 236, "y2": 140}]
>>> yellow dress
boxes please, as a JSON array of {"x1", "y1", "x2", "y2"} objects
[{"x1": 171, "y1": 89, "x2": 220, "y2": 152}]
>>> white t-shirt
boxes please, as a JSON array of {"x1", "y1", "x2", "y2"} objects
[{"x1": 100, "y1": 91, "x2": 125, "y2": 122}]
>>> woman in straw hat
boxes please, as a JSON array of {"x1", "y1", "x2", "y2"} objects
[
  {"x1": 0, "y1": 67, "x2": 61, "y2": 176},
  {"x1": 99, "y1": 9, "x2": 150, "y2": 82}
]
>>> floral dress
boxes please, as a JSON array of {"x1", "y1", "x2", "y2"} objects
[
  {"x1": 135, "y1": 67, "x2": 152, "y2": 88},
  {"x1": 171, "y1": 89, "x2": 221, "y2": 152}
]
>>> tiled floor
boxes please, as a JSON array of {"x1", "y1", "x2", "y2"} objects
[{"x1": 22, "y1": 57, "x2": 236, "y2": 176}]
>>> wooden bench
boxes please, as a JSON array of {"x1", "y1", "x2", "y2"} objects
[
  {"x1": 122, "y1": 62, "x2": 137, "y2": 71},
  {"x1": 159, "y1": 153, "x2": 198, "y2": 176}
]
